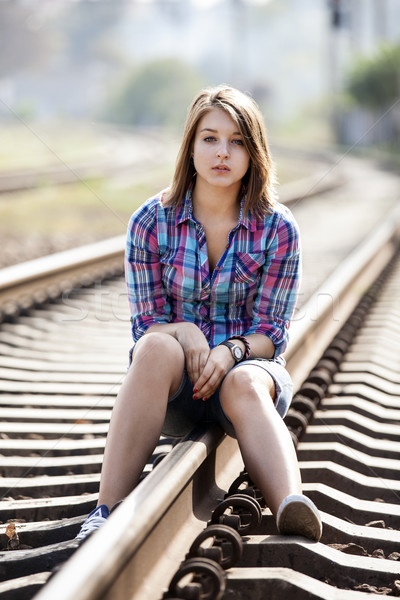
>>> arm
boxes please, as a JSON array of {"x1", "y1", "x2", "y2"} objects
[
  {"x1": 193, "y1": 212, "x2": 300, "y2": 400},
  {"x1": 126, "y1": 200, "x2": 210, "y2": 384},
  {"x1": 125, "y1": 202, "x2": 171, "y2": 340},
  {"x1": 245, "y1": 211, "x2": 301, "y2": 357},
  {"x1": 192, "y1": 333, "x2": 274, "y2": 401}
]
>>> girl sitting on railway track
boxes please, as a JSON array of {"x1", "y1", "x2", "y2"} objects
[{"x1": 76, "y1": 85, "x2": 322, "y2": 542}]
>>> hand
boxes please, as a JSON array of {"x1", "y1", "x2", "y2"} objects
[
  {"x1": 174, "y1": 323, "x2": 210, "y2": 385},
  {"x1": 193, "y1": 345, "x2": 234, "y2": 401}
]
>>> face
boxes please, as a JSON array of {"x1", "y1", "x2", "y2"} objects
[{"x1": 192, "y1": 107, "x2": 250, "y2": 194}]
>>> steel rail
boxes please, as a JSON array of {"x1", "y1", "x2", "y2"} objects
[
  {"x1": 0, "y1": 129, "x2": 169, "y2": 194},
  {"x1": 0, "y1": 140, "x2": 337, "y2": 196},
  {"x1": 0, "y1": 236, "x2": 125, "y2": 317},
  {"x1": 286, "y1": 202, "x2": 400, "y2": 389},
  {"x1": 0, "y1": 160, "x2": 127, "y2": 194},
  {"x1": 31, "y1": 202, "x2": 400, "y2": 600}
]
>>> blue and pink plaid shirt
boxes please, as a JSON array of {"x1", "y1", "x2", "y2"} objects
[{"x1": 125, "y1": 189, "x2": 301, "y2": 358}]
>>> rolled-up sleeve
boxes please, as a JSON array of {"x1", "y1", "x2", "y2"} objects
[
  {"x1": 246, "y1": 213, "x2": 301, "y2": 356},
  {"x1": 125, "y1": 202, "x2": 171, "y2": 341}
]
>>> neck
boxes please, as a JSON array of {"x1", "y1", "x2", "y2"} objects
[{"x1": 192, "y1": 179, "x2": 241, "y2": 221}]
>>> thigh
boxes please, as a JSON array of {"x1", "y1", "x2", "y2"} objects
[
  {"x1": 211, "y1": 359, "x2": 294, "y2": 438},
  {"x1": 218, "y1": 363, "x2": 276, "y2": 424},
  {"x1": 230, "y1": 358, "x2": 293, "y2": 418}
]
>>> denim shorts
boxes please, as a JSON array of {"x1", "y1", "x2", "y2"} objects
[{"x1": 162, "y1": 358, "x2": 293, "y2": 439}]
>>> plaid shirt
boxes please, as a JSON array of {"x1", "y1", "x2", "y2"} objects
[{"x1": 125, "y1": 189, "x2": 301, "y2": 357}]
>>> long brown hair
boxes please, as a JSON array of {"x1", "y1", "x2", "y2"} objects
[{"x1": 164, "y1": 85, "x2": 277, "y2": 217}]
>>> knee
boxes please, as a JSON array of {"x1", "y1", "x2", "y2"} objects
[
  {"x1": 220, "y1": 367, "x2": 274, "y2": 421},
  {"x1": 131, "y1": 332, "x2": 184, "y2": 369}
]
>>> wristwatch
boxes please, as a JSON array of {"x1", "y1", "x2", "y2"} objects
[{"x1": 219, "y1": 340, "x2": 244, "y2": 364}]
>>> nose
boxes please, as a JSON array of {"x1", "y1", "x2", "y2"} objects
[{"x1": 217, "y1": 141, "x2": 229, "y2": 159}]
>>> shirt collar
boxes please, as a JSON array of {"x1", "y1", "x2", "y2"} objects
[
  {"x1": 176, "y1": 188, "x2": 256, "y2": 232},
  {"x1": 176, "y1": 189, "x2": 195, "y2": 225}
]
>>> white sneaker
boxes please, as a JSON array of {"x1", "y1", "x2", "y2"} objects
[
  {"x1": 75, "y1": 504, "x2": 110, "y2": 541},
  {"x1": 276, "y1": 494, "x2": 322, "y2": 542}
]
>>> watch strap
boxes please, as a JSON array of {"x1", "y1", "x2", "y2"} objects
[{"x1": 218, "y1": 340, "x2": 244, "y2": 363}]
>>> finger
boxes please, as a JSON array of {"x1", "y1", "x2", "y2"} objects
[
  {"x1": 193, "y1": 367, "x2": 211, "y2": 397},
  {"x1": 197, "y1": 376, "x2": 220, "y2": 400},
  {"x1": 196, "y1": 352, "x2": 209, "y2": 383},
  {"x1": 188, "y1": 348, "x2": 209, "y2": 387},
  {"x1": 198, "y1": 350, "x2": 208, "y2": 373},
  {"x1": 188, "y1": 356, "x2": 199, "y2": 386},
  {"x1": 195, "y1": 364, "x2": 225, "y2": 399}
]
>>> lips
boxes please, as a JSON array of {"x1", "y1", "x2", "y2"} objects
[{"x1": 213, "y1": 164, "x2": 231, "y2": 172}]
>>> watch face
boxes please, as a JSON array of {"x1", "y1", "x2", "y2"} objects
[{"x1": 233, "y1": 346, "x2": 243, "y2": 361}]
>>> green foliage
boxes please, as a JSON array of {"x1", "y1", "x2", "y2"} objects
[
  {"x1": 105, "y1": 58, "x2": 204, "y2": 128},
  {"x1": 345, "y1": 44, "x2": 400, "y2": 110}
]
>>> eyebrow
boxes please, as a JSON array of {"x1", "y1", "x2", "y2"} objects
[{"x1": 200, "y1": 128, "x2": 242, "y2": 136}]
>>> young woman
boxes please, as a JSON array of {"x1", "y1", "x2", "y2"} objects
[{"x1": 76, "y1": 85, "x2": 322, "y2": 542}]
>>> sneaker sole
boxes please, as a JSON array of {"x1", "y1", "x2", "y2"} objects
[{"x1": 278, "y1": 500, "x2": 322, "y2": 542}]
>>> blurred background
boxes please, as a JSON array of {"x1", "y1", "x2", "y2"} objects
[{"x1": 0, "y1": 0, "x2": 399, "y2": 267}]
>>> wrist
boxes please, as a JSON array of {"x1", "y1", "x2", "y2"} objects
[
  {"x1": 228, "y1": 335, "x2": 250, "y2": 360},
  {"x1": 218, "y1": 343, "x2": 237, "y2": 366},
  {"x1": 218, "y1": 339, "x2": 246, "y2": 364}
]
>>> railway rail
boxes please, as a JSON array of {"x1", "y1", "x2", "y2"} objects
[
  {"x1": 0, "y1": 170, "x2": 400, "y2": 598},
  {"x1": 0, "y1": 128, "x2": 171, "y2": 195},
  {"x1": 0, "y1": 134, "x2": 335, "y2": 197}
]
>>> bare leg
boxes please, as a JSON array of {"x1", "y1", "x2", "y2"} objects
[
  {"x1": 220, "y1": 365, "x2": 302, "y2": 517},
  {"x1": 97, "y1": 332, "x2": 185, "y2": 509}
]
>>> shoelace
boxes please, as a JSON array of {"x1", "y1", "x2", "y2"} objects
[{"x1": 76, "y1": 511, "x2": 108, "y2": 539}]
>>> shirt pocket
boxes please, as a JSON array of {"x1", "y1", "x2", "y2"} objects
[
  {"x1": 234, "y1": 252, "x2": 265, "y2": 284},
  {"x1": 228, "y1": 252, "x2": 265, "y2": 307}
]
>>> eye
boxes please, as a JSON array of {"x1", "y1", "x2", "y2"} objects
[
  {"x1": 232, "y1": 138, "x2": 244, "y2": 146},
  {"x1": 204, "y1": 136, "x2": 216, "y2": 142}
]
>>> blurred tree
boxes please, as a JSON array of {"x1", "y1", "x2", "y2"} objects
[
  {"x1": 345, "y1": 44, "x2": 400, "y2": 110},
  {"x1": 104, "y1": 58, "x2": 204, "y2": 128}
]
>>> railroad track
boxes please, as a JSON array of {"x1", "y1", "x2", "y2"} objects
[
  {"x1": 0, "y1": 134, "x2": 336, "y2": 197},
  {"x1": 0, "y1": 128, "x2": 171, "y2": 195},
  {"x1": 1, "y1": 183, "x2": 400, "y2": 599}
]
